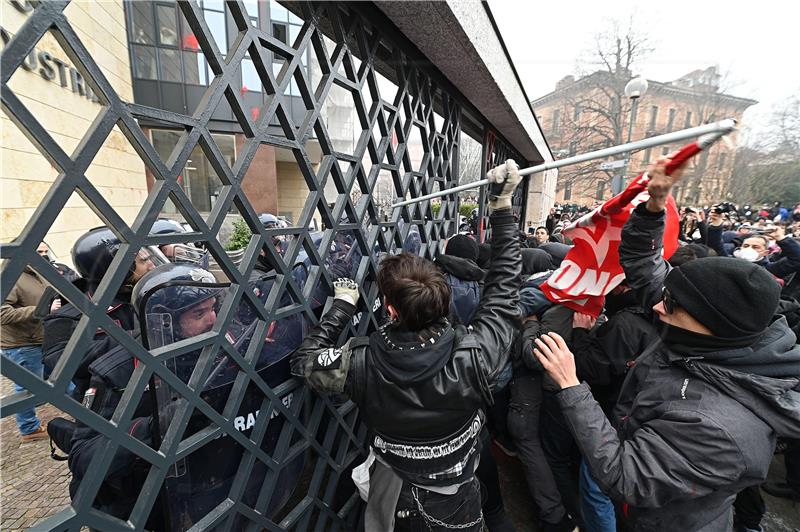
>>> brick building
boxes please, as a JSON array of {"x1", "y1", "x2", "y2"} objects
[{"x1": 532, "y1": 66, "x2": 756, "y2": 207}]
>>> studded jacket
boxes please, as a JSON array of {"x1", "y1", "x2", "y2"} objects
[{"x1": 291, "y1": 208, "x2": 521, "y2": 486}]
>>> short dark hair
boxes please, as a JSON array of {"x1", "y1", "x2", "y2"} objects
[
  {"x1": 535, "y1": 226, "x2": 549, "y2": 234},
  {"x1": 668, "y1": 246, "x2": 697, "y2": 267},
  {"x1": 378, "y1": 253, "x2": 450, "y2": 331}
]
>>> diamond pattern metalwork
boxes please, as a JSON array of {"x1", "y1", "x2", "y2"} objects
[{"x1": 1, "y1": 1, "x2": 527, "y2": 530}]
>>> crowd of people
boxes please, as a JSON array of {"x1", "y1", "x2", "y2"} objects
[{"x1": 2, "y1": 155, "x2": 799, "y2": 531}]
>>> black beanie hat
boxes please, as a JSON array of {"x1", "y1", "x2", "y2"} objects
[
  {"x1": 446, "y1": 235, "x2": 479, "y2": 262},
  {"x1": 664, "y1": 257, "x2": 780, "y2": 338}
]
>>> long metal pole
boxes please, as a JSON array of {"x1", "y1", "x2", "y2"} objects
[
  {"x1": 393, "y1": 118, "x2": 736, "y2": 209},
  {"x1": 612, "y1": 96, "x2": 640, "y2": 195}
]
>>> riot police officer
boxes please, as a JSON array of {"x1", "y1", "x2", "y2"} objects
[
  {"x1": 150, "y1": 218, "x2": 207, "y2": 265},
  {"x1": 42, "y1": 227, "x2": 162, "y2": 397}
]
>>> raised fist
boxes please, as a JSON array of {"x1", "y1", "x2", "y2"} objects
[
  {"x1": 487, "y1": 159, "x2": 522, "y2": 211},
  {"x1": 333, "y1": 278, "x2": 359, "y2": 306}
]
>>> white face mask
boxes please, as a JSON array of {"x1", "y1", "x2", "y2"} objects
[{"x1": 733, "y1": 247, "x2": 761, "y2": 262}]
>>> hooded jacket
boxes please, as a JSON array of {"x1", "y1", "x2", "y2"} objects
[
  {"x1": 291, "y1": 209, "x2": 521, "y2": 486},
  {"x1": 435, "y1": 254, "x2": 485, "y2": 325},
  {"x1": 558, "y1": 318, "x2": 800, "y2": 531}
]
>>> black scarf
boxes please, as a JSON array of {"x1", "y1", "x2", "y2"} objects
[{"x1": 659, "y1": 321, "x2": 763, "y2": 356}]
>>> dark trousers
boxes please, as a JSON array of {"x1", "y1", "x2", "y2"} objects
[
  {"x1": 733, "y1": 485, "x2": 765, "y2": 530},
  {"x1": 393, "y1": 478, "x2": 483, "y2": 532},
  {"x1": 541, "y1": 390, "x2": 584, "y2": 528},
  {"x1": 507, "y1": 373, "x2": 567, "y2": 524},
  {"x1": 477, "y1": 442, "x2": 505, "y2": 518}
]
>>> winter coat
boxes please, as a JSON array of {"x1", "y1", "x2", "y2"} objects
[
  {"x1": 559, "y1": 318, "x2": 800, "y2": 531},
  {"x1": 435, "y1": 254, "x2": 485, "y2": 325},
  {"x1": 0, "y1": 266, "x2": 48, "y2": 348},
  {"x1": 291, "y1": 209, "x2": 521, "y2": 486}
]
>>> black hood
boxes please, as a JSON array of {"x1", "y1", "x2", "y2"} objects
[
  {"x1": 667, "y1": 316, "x2": 800, "y2": 438},
  {"x1": 520, "y1": 248, "x2": 553, "y2": 276},
  {"x1": 368, "y1": 320, "x2": 455, "y2": 385},
  {"x1": 538, "y1": 242, "x2": 571, "y2": 266},
  {"x1": 435, "y1": 255, "x2": 485, "y2": 282}
]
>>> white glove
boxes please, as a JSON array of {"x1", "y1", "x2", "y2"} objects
[
  {"x1": 333, "y1": 278, "x2": 359, "y2": 306},
  {"x1": 487, "y1": 159, "x2": 522, "y2": 211}
]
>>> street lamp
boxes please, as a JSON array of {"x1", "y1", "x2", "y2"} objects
[{"x1": 611, "y1": 76, "x2": 649, "y2": 194}]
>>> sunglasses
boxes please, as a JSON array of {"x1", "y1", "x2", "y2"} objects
[{"x1": 661, "y1": 287, "x2": 678, "y2": 314}]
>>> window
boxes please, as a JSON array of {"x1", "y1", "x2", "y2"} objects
[
  {"x1": 272, "y1": 22, "x2": 288, "y2": 45},
  {"x1": 130, "y1": 2, "x2": 155, "y2": 45},
  {"x1": 718, "y1": 152, "x2": 727, "y2": 170},
  {"x1": 666, "y1": 108, "x2": 676, "y2": 132},
  {"x1": 151, "y1": 129, "x2": 237, "y2": 213},
  {"x1": 643, "y1": 148, "x2": 652, "y2": 163},
  {"x1": 684, "y1": 111, "x2": 693, "y2": 128},
  {"x1": 156, "y1": 4, "x2": 179, "y2": 46},
  {"x1": 573, "y1": 105, "x2": 582, "y2": 121},
  {"x1": 552, "y1": 109, "x2": 561, "y2": 134},
  {"x1": 564, "y1": 179, "x2": 572, "y2": 201},
  {"x1": 568, "y1": 141, "x2": 577, "y2": 156},
  {"x1": 132, "y1": 44, "x2": 158, "y2": 79},
  {"x1": 661, "y1": 146, "x2": 670, "y2": 156},
  {"x1": 184, "y1": 51, "x2": 208, "y2": 85},
  {"x1": 648, "y1": 105, "x2": 659, "y2": 131},
  {"x1": 159, "y1": 48, "x2": 182, "y2": 82},
  {"x1": 596, "y1": 180, "x2": 606, "y2": 201}
]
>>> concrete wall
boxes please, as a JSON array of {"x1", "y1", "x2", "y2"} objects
[{"x1": 1, "y1": 0, "x2": 145, "y2": 263}]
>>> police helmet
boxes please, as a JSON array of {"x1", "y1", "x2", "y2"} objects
[
  {"x1": 258, "y1": 213, "x2": 280, "y2": 229},
  {"x1": 133, "y1": 263, "x2": 227, "y2": 347},
  {"x1": 150, "y1": 218, "x2": 186, "y2": 235},
  {"x1": 72, "y1": 227, "x2": 128, "y2": 282}
]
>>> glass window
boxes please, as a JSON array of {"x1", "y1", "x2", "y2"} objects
[
  {"x1": 184, "y1": 51, "x2": 208, "y2": 85},
  {"x1": 159, "y1": 48, "x2": 182, "y2": 82},
  {"x1": 273, "y1": 22, "x2": 288, "y2": 45},
  {"x1": 270, "y1": 0, "x2": 288, "y2": 22},
  {"x1": 204, "y1": 10, "x2": 227, "y2": 53},
  {"x1": 643, "y1": 147, "x2": 652, "y2": 163},
  {"x1": 203, "y1": 0, "x2": 225, "y2": 11},
  {"x1": 649, "y1": 105, "x2": 659, "y2": 130},
  {"x1": 289, "y1": 23, "x2": 300, "y2": 48},
  {"x1": 156, "y1": 4, "x2": 179, "y2": 46},
  {"x1": 130, "y1": 2, "x2": 156, "y2": 45},
  {"x1": 151, "y1": 129, "x2": 236, "y2": 213},
  {"x1": 242, "y1": 0, "x2": 259, "y2": 18},
  {"x1": 596, "y1": 180, "x2": 606, "y2": 200},
  {"x1": 564, "y1": 180, "x2": 572, "y2": 201},
  {"x1": 242, "y1": 58, "x2": 262, "y2": 92},
  {"x1": 132, "y1": 45, "x2": 158, "y2": 80},
  {"x1": 684, "y1": 111, "x2": 693, "y2": 128},
  {"x1": 666, "y1": 108, "x2": 676, "y2": 132}
]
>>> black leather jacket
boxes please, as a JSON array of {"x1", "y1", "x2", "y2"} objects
[{"x1": 291, "y1": 209, "x2": 521, "y2": 484}]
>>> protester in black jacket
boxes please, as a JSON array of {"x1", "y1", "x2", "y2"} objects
[
  {"x1": 291, "y1": 160, "x2": 522, "y2": 531},
  {"x1": 533, "y1": 156, "x2": 800, "y2": 532}
]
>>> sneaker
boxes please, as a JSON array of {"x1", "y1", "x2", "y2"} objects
[
  {"x1": 21, "y1": 424, "x2": 48, "y2": 442},
  {"x1": 761, "y1": 481, "x2": 800, "y2": 501}
]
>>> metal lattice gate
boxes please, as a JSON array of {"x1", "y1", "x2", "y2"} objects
[{"x1": 1, "y1": 1, "x2": 526, "y2": 530}]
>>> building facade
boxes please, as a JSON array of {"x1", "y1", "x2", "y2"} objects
[{"x1": 532, "y1": 66, "x2": 756, "y2": 207}]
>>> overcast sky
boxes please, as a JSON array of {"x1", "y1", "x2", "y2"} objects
[{"x1": 488, "y1": 0, "x2": 800, "y2": 141}]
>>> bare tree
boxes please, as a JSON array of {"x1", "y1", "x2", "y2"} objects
[
  {"x1": 550, "y1": 17, "x2": 653, "y2": 201},
  {"x1": 728, "y1": 97, "x2": 800, "y2": 205},
  {"x1": 458, "y1": 133, "x2": 483, "y2": 200}
]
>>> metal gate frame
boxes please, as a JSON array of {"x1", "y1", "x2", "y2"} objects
[{"x1": 1, "y1": 1, "x2": 527, "y2": 530}]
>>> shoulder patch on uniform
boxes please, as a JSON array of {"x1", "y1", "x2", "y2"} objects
[{"x1": 314, "y1": 348, "x2": 342, "y2": 370}]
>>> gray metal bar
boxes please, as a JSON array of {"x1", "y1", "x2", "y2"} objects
[{"x1": 393, "y1": 118, "x2": 737, "y2": 208}]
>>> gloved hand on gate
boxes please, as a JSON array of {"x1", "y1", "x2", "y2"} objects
[
  {"x1": 487, "y1": 159, "x2": 522, "y2": 211},
  {"x1": 333, "y1": 278, "x2": 359, "y2": 306}
]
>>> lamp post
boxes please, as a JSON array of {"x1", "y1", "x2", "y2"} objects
[{"x1": 611, "y1": 76, "x2": 649, "y2": 194}]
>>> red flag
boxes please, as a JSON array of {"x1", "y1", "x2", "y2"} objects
[{"x1": 539, "y1": 141, "x2": 702, "y2": 317}]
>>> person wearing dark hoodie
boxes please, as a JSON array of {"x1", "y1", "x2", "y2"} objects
[
  {"x1": 531, "y1": 155, "x2": 800, "y2": 532},
  {"x1": 436, "y1": 234, "x2": 485, "y2": 325},
  {"x1": 290, "y1": 160, "x2": 522, "y2": 531}
]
